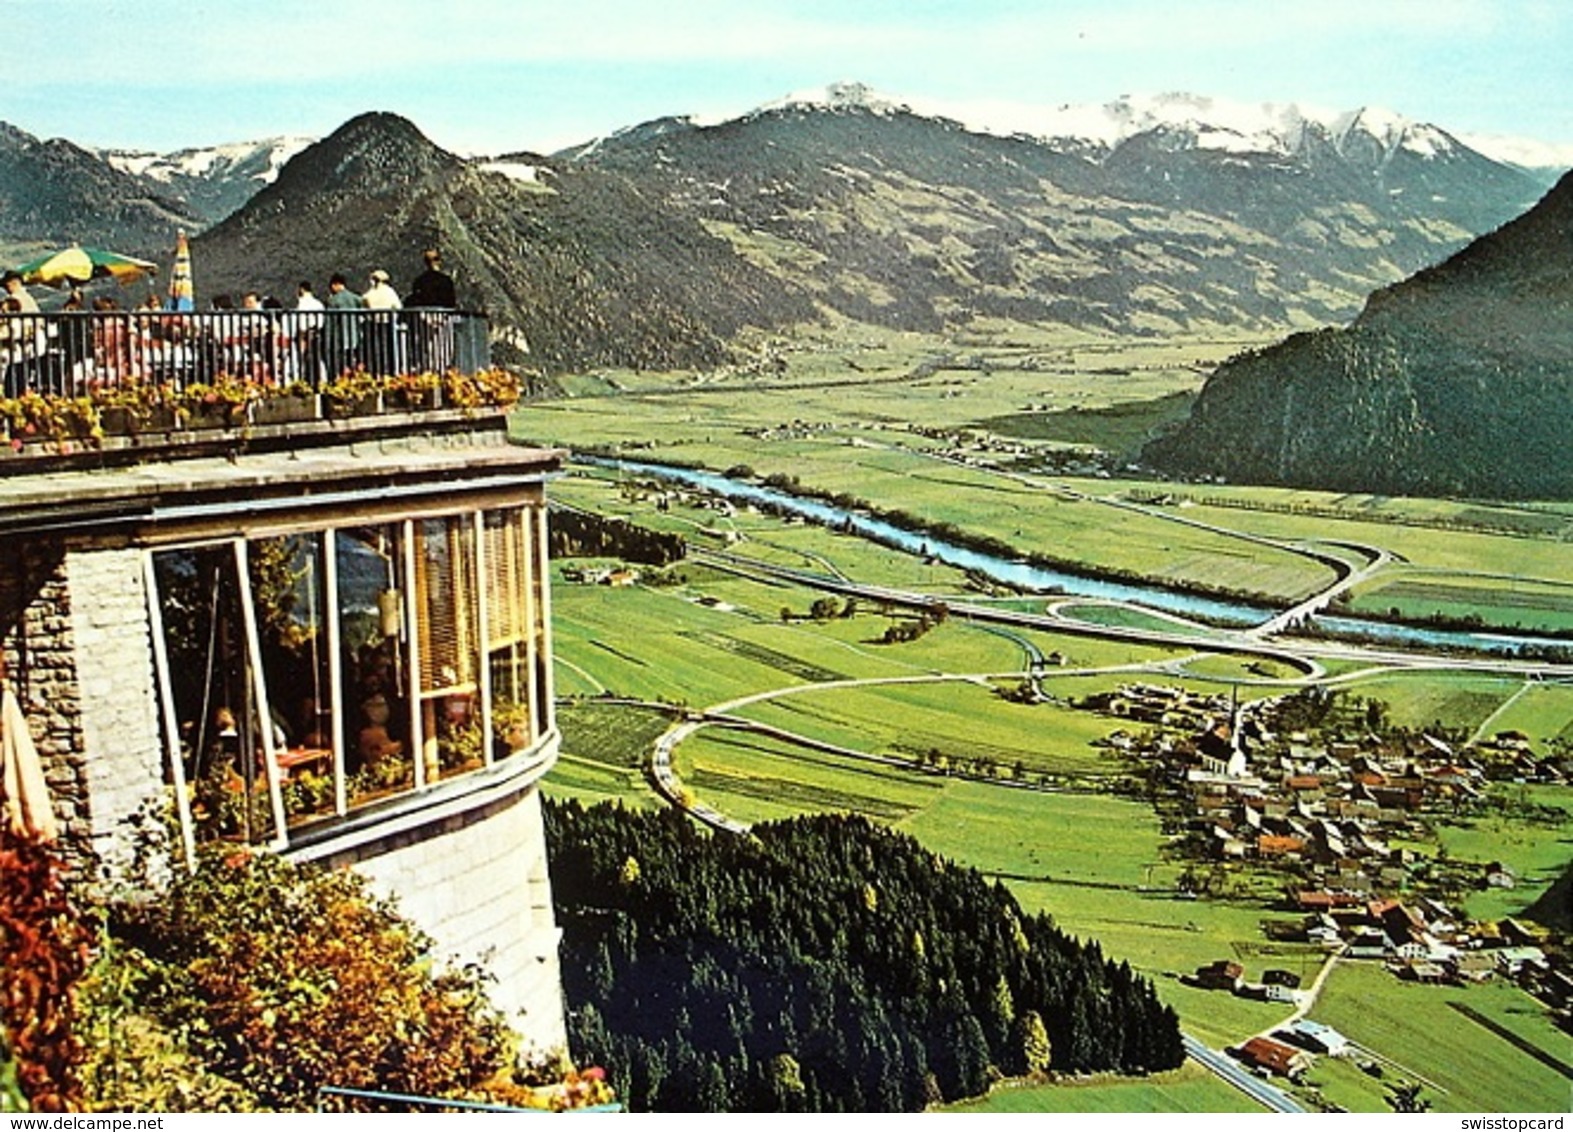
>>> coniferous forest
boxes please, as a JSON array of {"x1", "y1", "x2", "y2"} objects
[
  {"x1": 547, "y1": 507, "x2": 687, "y2": 566},
  {"x1": 545, "y1": 801, "x2": 1184, "y2": 1112}
]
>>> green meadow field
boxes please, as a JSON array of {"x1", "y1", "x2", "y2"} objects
[
  {"x1": 945, "y1": 1063, "x2": 1258, "y2": 1113},
  {"x1": 545, "y1": 550, "x2": 1572, "y2": 1107},
  {"x1": 530, "y1": 334, "x2": 1573, "y2": 1113},
  {"x1": 1310, "y1": 962, "x2": 1572, "y2": 1113},
  {"x1": 1344, "y1": 571, "x2": 1573, "y2": 635}
]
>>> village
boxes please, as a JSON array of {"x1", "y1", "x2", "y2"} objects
[
  {"x1": 541, "y1": 468, "x2": 1573, "y2": 1101},
  {"x1": 1077, "y1": 680, "x2": 1572, "y2": 1080}
]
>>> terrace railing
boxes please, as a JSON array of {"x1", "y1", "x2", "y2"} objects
[{"x1": 0, "y1": 307, "x2": 490, "y2": 402}]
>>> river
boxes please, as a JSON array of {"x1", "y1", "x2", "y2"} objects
[{"x1": 594, "y1": 458, "x2": 1568, "y2": 659}]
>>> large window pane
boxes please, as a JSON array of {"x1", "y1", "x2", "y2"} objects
[
  {"x1": 336, "y1": 525, "x2": 414, "y2": 805},
  {"x1": 148, "y1": 503, "x2": 543, "y2": 849},
  {"x1": 151, "y1": 545, "x2": 278, "y2": 844},
  {"x1": 415, "y1": 516, "x2": 482, "y2": 778},
  {"x1": 530, "y1": 507, "x2": 553, "y2": 737},
  {"x1": 484, "y1": 508, "x2": 532, "y2": 758},
  {"x1": 249, "y1": 533, "x2": 336, "y2": 824}
]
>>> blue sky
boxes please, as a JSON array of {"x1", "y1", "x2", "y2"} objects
[{"x1": 9, "y1": 0, "x2": 1570, "y2": 155}]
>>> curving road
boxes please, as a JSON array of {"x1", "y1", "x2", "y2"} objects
[
  {"x1": 605, "y1": 504, "x2": 1568, "y2": 1114},
  {"x1": 696, "y1": 550, "x2": 1573, "y2": 683}
]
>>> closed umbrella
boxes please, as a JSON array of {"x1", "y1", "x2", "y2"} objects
[
  {"x1": 168, "y1": 231, "x2": 195, "y2": 311},
  {"x1": 1, "y1": 680, "x2": 57, "y2": 842},
  {"x1": 14, "y1": 245, "x2": 157, "y2": 289}
]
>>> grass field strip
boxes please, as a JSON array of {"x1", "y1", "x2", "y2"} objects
[
  {"x1": 543, "y1": 452, "x2": 1573, "y2": 1111},
  {"x1": 1470, "y1": 680, "x2": 1537, "y2": 743}
]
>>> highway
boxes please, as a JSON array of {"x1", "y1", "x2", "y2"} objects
[{"x1": 697, "y1": 550, "x2": 1573, "y2": 684}]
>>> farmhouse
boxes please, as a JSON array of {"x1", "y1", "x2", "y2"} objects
[
  {"x1": 1234, "y1": 1036, "x2": 1313, "y2": 1079},
  {"x1": 1279, "y1": 1018, "x2": 1352, "y2": 1057},
  {"x1": 1194, "y1": 959, "x2": 1244, "y2": 990}
]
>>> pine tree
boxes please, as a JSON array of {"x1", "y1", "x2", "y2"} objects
[{"x1": 1013, "y1": 1010, "x2": 1053, "y2": 1077}]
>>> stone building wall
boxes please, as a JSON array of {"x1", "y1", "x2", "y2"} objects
[
  {"x1": 67, "y1": 545, "x2": 170, "y2": 889},
  {"x1": 0, "y1": 540, "x2": 95, "y2": 875},
  {"x1": 304, "y1": 773, "x2": 568, "y2": 1055}
]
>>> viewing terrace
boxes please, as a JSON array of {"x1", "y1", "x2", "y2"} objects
[
  {"x1": 1, "y1": 276, "x2": 570, "y2": 1044},
  {"x1": 0, "y1": 305, "x2": 516, "y2": 465}
]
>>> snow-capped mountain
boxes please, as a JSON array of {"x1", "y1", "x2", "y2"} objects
[
  {"x1": 3, "y1": 82, "x2": 1563, "y2": 375},
  {"x1": 1453, "y1": 130, "x2": 1573, "y2": 174},
  {"x1": 99, "y1": 136, "x2": 314, "y2": 224},
  {"x1": 0, "y1": 122, "x2": 203, "y2": 254},
  {"x1": 737, "y1": 84, "x2": 1571, "y2": 183}
]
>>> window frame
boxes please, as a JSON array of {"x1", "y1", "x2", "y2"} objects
[{"x1": 146, "y1": 500, "x2": 553, "y2": 864}]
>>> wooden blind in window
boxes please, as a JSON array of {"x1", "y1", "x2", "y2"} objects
[
  {"x1": 483, "y1": 509, "x2": 527, "y2": 649},
  {"x1": 416, "y1": 517, "x2": 479, "y2": 694}
]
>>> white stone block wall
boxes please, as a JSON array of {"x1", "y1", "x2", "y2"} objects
[
  {"x1": 66, "y1": 546, "x2": 169, "y2": 889},
  {"x1": 343, "y1": 784, "x2": 568, "y2": 1055}
]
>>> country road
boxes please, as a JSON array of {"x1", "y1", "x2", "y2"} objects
[
  {"x1": 697, "y1": 550, "x2": 1573, "y2": 683},
  {"x1": 1181, "y1": 1034, "x2": 1307, "y2": 1113}
]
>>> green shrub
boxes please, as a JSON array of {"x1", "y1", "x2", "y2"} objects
[
  {"x1": 76, "y1": 933, "x2": 255, "y2": 1112},
  {"x1": 117, "y1": 847, "x2": 511, "y2": 1110}
]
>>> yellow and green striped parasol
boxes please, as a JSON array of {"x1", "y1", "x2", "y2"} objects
[
  {"x1": 13, "y1": 245, "x2": 158, "y2": 288},
  {"x1": 167, "y1": 231, "x2": 195, "y2": 311}
]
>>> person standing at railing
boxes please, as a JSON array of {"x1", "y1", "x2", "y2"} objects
[
  {"x1": 362, "y1": 269, "x2": 403, "y2": 376},
  {"x1": 324, "y1": 273, "x2": 364, "y2": 378},
  {"x1": 91, "y1": 296, "x2": 133, "y2": 386},
  {"x1": 1, "y1": 271, "x2": 39, "y2": 315},
  {"x1": 1, "y1": 297, "x2": 30, "y2": 396},
  {"x1": 405, "y1": 248, "x2": 457, "y2": 373},
  {"x1": 59, "y1": 294, "x2": 93, "y2": 389},
  {"x1": 193, "y1": 294, "x2": 236, "y2": 385},
  {"x1": 2, "y1": 272, "x2": 49, "y2": 395},
  {"x1": 291, "y1": 280, "x2": 326, "y2": 386},
  {"x1": 262, "y1": 294, "x2": 291, "y2": 384},
  {"x1": 235, "y1": 292, "x2": 277, "y2": 382},
  {"x1": 406, "y1": 249, "x2": 456, "y2": 309}
]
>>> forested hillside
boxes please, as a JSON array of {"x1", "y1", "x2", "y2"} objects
[
  {"x1": 546, "y1": 801, "x2": 1183, "y2": 1112},
  {"x1": 1145, "y1": 170, "x2": 1573, "y2": 498}
]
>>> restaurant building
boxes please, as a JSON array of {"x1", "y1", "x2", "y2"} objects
[{"x1": 0, "y1": 307, "x2": 568, "y2": 1052}]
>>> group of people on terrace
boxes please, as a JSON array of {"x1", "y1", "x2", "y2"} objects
[{"x1": 1, "y1": 250, "x2": 462, "y2": 398}]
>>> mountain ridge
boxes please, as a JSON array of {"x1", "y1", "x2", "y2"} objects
[
  {"x1": 0, "y1": 123, "x2": 203, "y2": 259},
  {"x1": 1, "y1": 88, "x2": 1558, "y2": 380},
  {"x1": 98, "y1": 135, "x2": 313, "y2": 225},
  {"x1": 1144, "y1": 169, "x2": 1573, "y2": 499},
  {"x1": 601, "y1": 84, "x2": 1572, "y2": 183},
  {"x1": 5, "y1": 82, "x2": 1567, "y2": 251}
]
